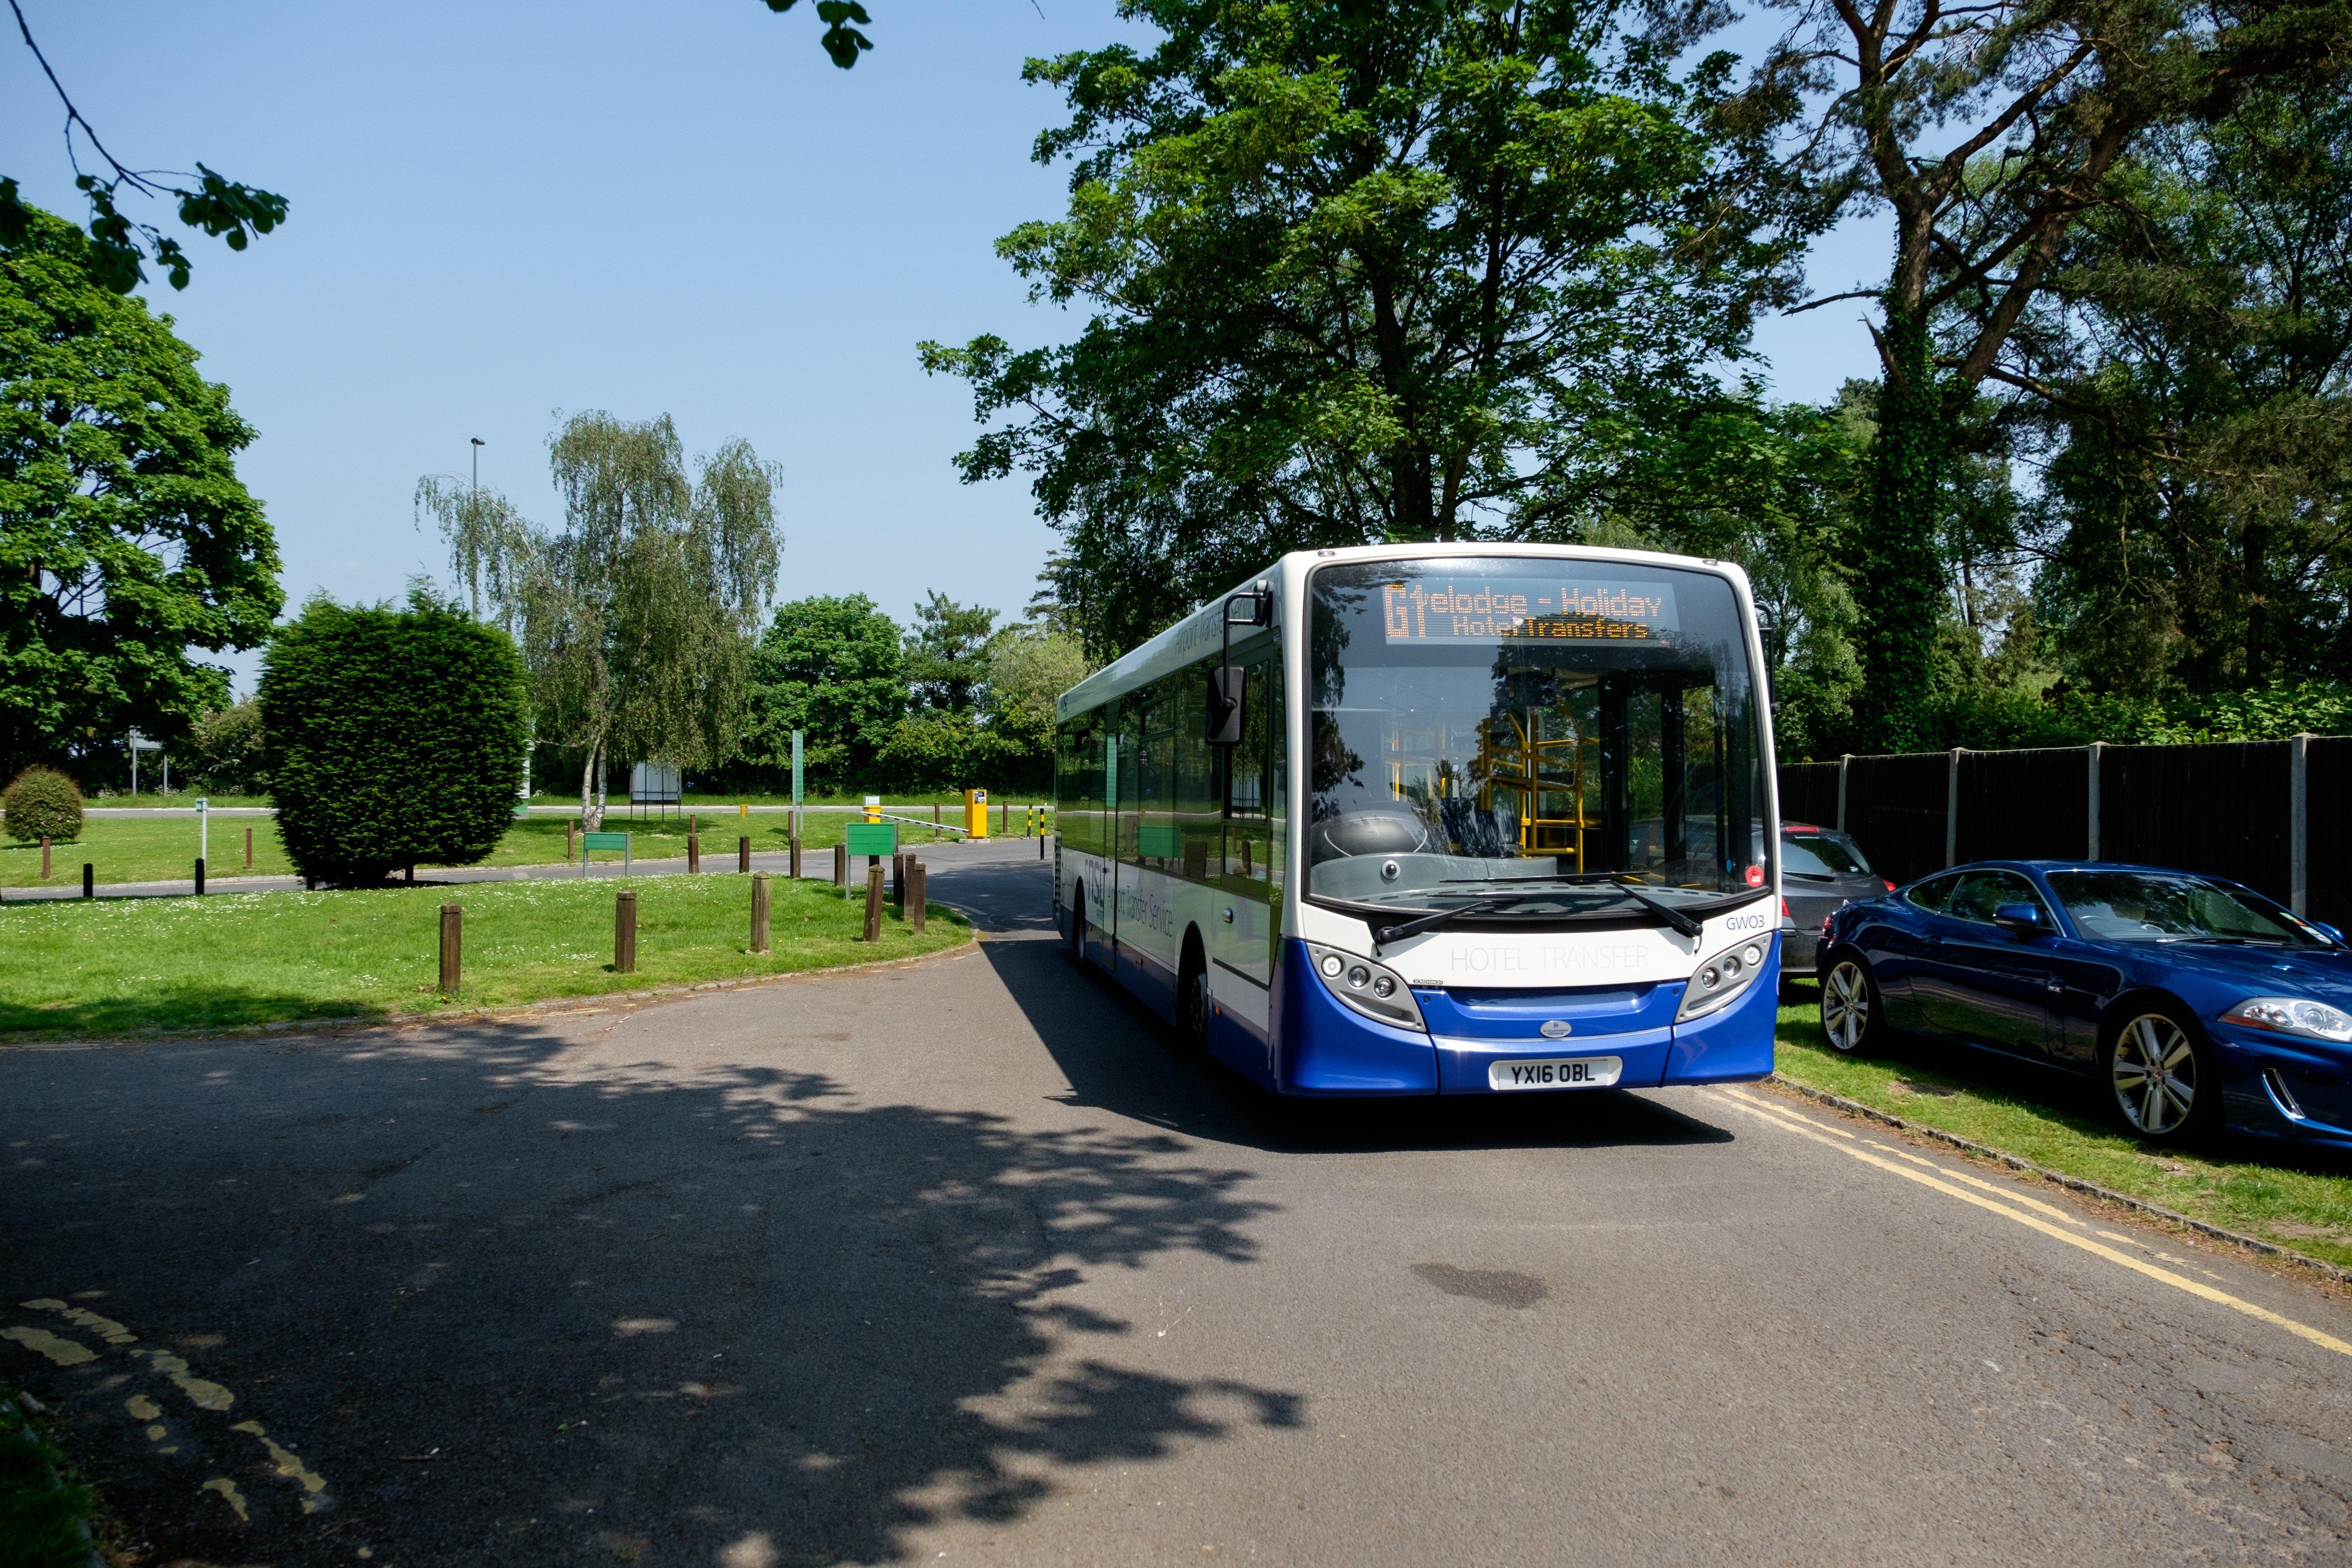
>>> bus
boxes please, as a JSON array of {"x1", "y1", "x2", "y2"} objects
[{"x1": 1053, "y1": 543, "x2": 1781, "y2": 1097}]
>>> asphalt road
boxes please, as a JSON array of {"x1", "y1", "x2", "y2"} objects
[{"x1": 4, "y1": 853, "x2": 2351, "y2": 1565}]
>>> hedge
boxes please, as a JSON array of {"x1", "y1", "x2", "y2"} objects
[{"x1": 259, "y1": 591, "x2": 529, "y2": 885}]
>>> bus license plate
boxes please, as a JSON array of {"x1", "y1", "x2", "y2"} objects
[{"x1": 1490, "y1": 1056, "x2": 1622, "y2": 1091}]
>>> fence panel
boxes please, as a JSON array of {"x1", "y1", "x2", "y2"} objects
[
  {"x1": 2306, "y1": 739, "x2": 2352, "y2": 931},
  {"x1": 1955, "y1": 747, "x2": 2090, "y2": 865},
  {"x1": 1843, "y1": 752, "x2": 1952, "y2": 884},
  {"x1": 2100, "y1": 742, "x2": 2292, "y2": 902},
  {"x1": 1777, "y1": 762, "x2": 1842, "y2": 832}
]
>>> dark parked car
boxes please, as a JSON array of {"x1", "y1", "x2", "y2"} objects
[
  {"x1": 1818, "y1": 860, "x2": 2352, "y2": 1147},
  {"x1": 1779, "y1": 823, "x2": 1892, "y2": 980}
]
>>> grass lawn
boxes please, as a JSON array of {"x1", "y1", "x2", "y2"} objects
[
  {"x1": 1, "y1": 808, "x2": 1041, "y2": 890},
  {"x1": 0, "y1": 874, "x2": 970, "y2": 1041},
  {"x1": 1771, "y1": 992, "x2": 2352, "y2": 1272},
  {"x1": 0, "y1": 1392, "x2": 98, "y2": 1568}
]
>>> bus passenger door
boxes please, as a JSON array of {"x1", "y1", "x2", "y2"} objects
[{"x1": 1211, "y1": 659, "x2": 1276, "y2": 1057}]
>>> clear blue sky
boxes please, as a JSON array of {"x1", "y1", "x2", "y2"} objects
[{"x1": 2, "y1": 0, "x2": 1883, "y2": 696}]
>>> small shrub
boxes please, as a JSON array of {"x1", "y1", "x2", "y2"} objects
[
  {"x1": 260, "y1": 589, "x2": 529, "y2": 885},
  {"x1": 189, "y1": 698, "x2": 268, "y2": 794},
  {"x1": 2, "y1": 766, "x2": 84, "y2": 843}
]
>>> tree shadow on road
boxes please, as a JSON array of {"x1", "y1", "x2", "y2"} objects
[
  {"x1": 977, "y1": 936, "x2": 1737, "y2": 1157},
  {"x1": 0, "y1": 1016, "x2": 1296, "y2": 1567}
]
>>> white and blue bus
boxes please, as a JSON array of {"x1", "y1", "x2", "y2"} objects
[{"x1": 1052, "y1": 543, "x2": 1783, "y2": 1097}]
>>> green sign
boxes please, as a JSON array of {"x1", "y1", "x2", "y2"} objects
[
  {"x1": 583, "y1": 832, "x2": 630, "y2": 851},
  {"x1": 791, "y1": 729, "x2": 803, "y2": 805},
  {"x1": 844, "y1": 822, "x2": 898, "y2": 857}
]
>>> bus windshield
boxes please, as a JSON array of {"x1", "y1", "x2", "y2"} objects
[{"x1": 1308, "y1": 557, "x2": 1770, "y2": 917}]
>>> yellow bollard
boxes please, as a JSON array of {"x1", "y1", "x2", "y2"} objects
[
  {"x1": 965, "y1": 787, "x2": 989, "y2": 839},
  {"x1": 864, "y1": 794, "x2": 882, "y2": 825}
]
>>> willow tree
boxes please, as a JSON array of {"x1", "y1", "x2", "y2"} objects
[{"x1": 417, "y1": 413, "x2": 782, "y2": 828}]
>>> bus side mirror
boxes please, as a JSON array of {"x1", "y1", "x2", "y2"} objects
[{"x1": 1206, "y1": 666, "x2": 1245, "y2": 747}]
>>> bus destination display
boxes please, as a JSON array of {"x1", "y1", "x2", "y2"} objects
[{"x1": 1382, "y1": 580, "x2": 1680, "y2": 643}]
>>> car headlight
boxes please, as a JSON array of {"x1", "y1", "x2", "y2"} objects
[
  {"x1": 2221, "y1": 996, "x2": 2352, "y2": 1043},
  {"x1": 1677, "y1": 941, "x2": 1768, "y2": 1023},
  {"x1": 1306, "y1": 943, "x2": 1425, "y2": 1031}
]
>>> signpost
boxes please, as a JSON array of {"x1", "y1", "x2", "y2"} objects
[
  {"x1": 582, "y1": 830, "x2": 631, "y2": 876},
  {"x1": 194, "y1": 797, "x2": 208, "y2": 868},
  {"x1": 127, "y1": 729, "x2": 161, "y2": 795},
  {"x1": 791, "y1": 729, "x2": 803, "y2": 842}
]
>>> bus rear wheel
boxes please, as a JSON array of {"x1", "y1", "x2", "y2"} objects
[
  {"x1": 1068, "y1": 885, "x2": 1088, "y2": 967},
  {"x1": 1177, "y1": 936, "x2": 1210, "y2": 1055}
]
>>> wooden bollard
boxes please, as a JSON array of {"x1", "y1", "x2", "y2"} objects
[
  {"x1": 863, "y1": 864, "x2": 884, "y2": 942},
  {"x1": 910, "y1": 860, "x2": 927, "y2": 933},
  {"x1": 892, "y1": 851, "x2": 906, "y2": 909},
  {"x1": 567, "y1": 819, "x2": 577, "y2": 863},
  {"x1": 245, "y1": 825, "x2": 253, "y2": 868},
  {"x1": 40, "y1": 836, "x2": 49, "y2": 880},
  {"x1": 439, "y1": 902, "x2": 463, "y2": 994},
  {"x1": 615, "y1": 889, "x2": 638, "y2": 973},
  {"x1": 688, "y1": 831, "x2": 701, "y2": 874},
  {"x1": 738, "y1": 835, "x2": 750, "y2": 873},
  {"x1": 750, "y1": 872, "x2": 771, "y2": 954},
  {"x1": 833, "y1": 841, "x2": 847, "y2": 888},
  {"x1": 933, "y1": 801, "x2": 942, "y2": 841},
  {"x1": 82, "y1": 863, "x2": 93, "y2": 899},
  {"x1": 789, "y1": 835, "x2": 801, "y2": 880}
]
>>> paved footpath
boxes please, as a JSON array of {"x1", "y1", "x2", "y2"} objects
[{"x1": 3, "y1": 855, "x2": 2350, "y2": 1566}]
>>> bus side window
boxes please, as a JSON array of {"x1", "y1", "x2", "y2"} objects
[{"x1": 1225, "y1": 659, "x2": 1271, "y2": 883}]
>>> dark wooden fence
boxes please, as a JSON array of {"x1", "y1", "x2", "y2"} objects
[{"x1": 1779, "y1": 736, "x2": 2352, "y2": 930}]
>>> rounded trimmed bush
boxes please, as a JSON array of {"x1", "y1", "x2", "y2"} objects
[
  {"x1": 260, "y1": 591, "x2": 529, "y2": 886},
  {"x1": 2, "y1": 766, "x2": 84, "y2": 843}
]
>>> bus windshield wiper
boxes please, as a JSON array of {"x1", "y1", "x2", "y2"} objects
[
  {"x1": 1370, "y1": 881, "x2": 1705, "y2": 944},
  {"x1": 1435, "y1": 872, "x2": 1709, "y2": 938},
  {"x1": 1372, "y1": 893, "x2": 1539, "y2": 945}
]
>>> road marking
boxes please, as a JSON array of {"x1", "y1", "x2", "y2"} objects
[
  {"x1": 1855, "y1": 1138, "x2": 2084, "y2": 1225},
  {"x1": 1, "y1": 1325, "x2": 96, "y2": 1365},
  {"x1": 202, "y1": 1476, "x2": 250, "y2": 1521},
  {"x1": 1713, "y1": 1090, "x2": 2352, "y2": 1360},
  {"x1": 23, "y1": 1299, "x2": 137, "y2": 1344},
  {"x1": 233, "y1": 1420, "x2": 330, "y2": 1511},
  {"x1": 130, "y1": 1347, "x2": 235, "y2": 1410}
]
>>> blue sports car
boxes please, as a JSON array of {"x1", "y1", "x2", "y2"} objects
[{"x1": 1817, "y1": 861, "x2": 2352, "y2": 1149}]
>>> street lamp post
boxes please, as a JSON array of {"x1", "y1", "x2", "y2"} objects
[{"x1": 470, "y1": 435, "x2": 485, "y2": 500}]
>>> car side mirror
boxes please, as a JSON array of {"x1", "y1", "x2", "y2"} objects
[
  {"x1": 1993, "y1": 903, "x2": 2045, "y2": 936},
  {"x1": 1206, "y1": 666, "x2": 1245, "y2": 747},
  {"x1": 2315, "y1": 921, "x2": 2346, "y2": 946}
]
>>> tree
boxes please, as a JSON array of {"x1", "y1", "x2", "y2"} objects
[
  {"x1": 259, "y1": 590, "x2": 529, "y2": 886},
  {"x1": 1755, "y1": 0, "x2": 2352, "y2": 745},
  {"x1": 0, "y1": 0, "x2": 888, "y2": 294},
  {"x1": 741, "y1": 594, "x2": 907, "y2": 791},
  {"x1": 187, "y1": 697, "x2": 267, "y2": 795},
  {"x1": 418, "y1": 413, "x2": 781, "y2": 829},
  {"x1": 904, "y1": 592, "x2": 1000, "y2": 713},
  {"x1": 923, "y1": 0, "x2": 1811, "y2": 657},
  {"x1": 0, "y1": 206, "x2": 282, "y2": 783},
  {"x1": 984, "y1": 624, "x2": 1095, "y2": 789},
  {"x1": 2021, "y1": 81, "x2": 2352, "y2": 696}
]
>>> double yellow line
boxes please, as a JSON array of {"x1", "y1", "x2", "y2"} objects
[{"x1": 1713, "y1": 1088, "x2": 2352, "y2": 1360}]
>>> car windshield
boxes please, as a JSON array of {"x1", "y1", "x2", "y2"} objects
[
  {"x1": 1784, "y1": 831, "x2": 1870, "y2": 879},
  {"x1": 2045, "y1": 870, "x2": 2323, "y2": 946},
  {"x1": 1307, "y1": 556, "x2": 1769, "y2": 917}
]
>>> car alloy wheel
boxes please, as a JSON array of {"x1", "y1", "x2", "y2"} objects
[
  {"x1": 1821, "y1": 958, "x2": 1873, "y2": 1053},
  {"x1": 2111, "y1": 1011, "x2": 2200, "y2": 1138}
]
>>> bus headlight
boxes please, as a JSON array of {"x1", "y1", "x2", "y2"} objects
[
  {"x1": 1307, "y1": 944, "x2": 1426, "y2": 1031},
  {"x1": 1677, "y1": 938, "x2": 1770, "y2": 1023}
]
